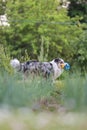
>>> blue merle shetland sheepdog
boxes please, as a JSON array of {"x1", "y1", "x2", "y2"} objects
[{"x1": 10, "y1": 58, "x2": 67, "y2": 80}]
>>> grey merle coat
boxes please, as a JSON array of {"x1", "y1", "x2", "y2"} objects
[{"x1": 10, "y1": 58, "x2": 66, "y2": 80}]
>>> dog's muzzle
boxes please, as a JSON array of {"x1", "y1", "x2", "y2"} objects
[
  {"x1": 60, "y1": 63, "x2": 65, "y2": 69},
  {"x1": 60, "y1": 63, "x2": 70, "y2": 70}
]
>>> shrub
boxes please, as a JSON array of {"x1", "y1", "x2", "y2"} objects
[{"x1": 0, "y1": 45, "x2": 12, "y2": 74}]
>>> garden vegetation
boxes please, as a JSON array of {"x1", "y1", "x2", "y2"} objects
[{"x1": 0, "y1": 0, "x2": 87, "y2": 111}]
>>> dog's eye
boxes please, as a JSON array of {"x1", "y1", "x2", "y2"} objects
[{"x1": 60, "y1": 61, "x2": 64, "y2": 64}]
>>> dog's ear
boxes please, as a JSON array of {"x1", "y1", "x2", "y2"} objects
[{"x1": 54, "y1": 58, "x2": 60, "y2": 63}]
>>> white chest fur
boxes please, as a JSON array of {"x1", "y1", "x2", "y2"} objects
[{"x1": 50, "y1": 60, "x2": 64, "y2": 80}]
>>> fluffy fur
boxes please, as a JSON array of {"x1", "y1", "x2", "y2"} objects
[{"x1": 10, "y1": 58, "x2": 66, "y2": 80}]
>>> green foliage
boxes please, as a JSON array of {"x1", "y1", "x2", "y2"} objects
[
  {"x1": 75, "y1": 30, "x2": 87, "y2": 71},
  {"x1": 38, "y1": 36, "x2": 50, "y2": 61},
  {"x1": 20, "y1": 49, "x2": 30, "y2": 62},
  {"x1": 0, "y1": 72, "x2": 54, "y2": 107},
  {"x1": 0, "y1": 70, "x2": 87, "y2": 112},
  {"x1": 67, "y1": 29, "x2": 87, "y2": 72},
  {"x1": 5, "y1": 0, "x2": 82, "y2": 60},
  {"x1": 0, "y1": 0, "x2": 86, "y2": 72},
  {"x1": 0, "y1": 45, "x2": 12, "y2": 73},
  {"x1": 0, "y1": 0, "x2": 6, "y2": 15},
  {"x1": 61, "y1": 73, "x2": 87, "y2": 111},
  {"x1": 68, "y1": 0, "x2": 87, "y2": 23}
]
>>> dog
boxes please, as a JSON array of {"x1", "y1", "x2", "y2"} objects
[{"x1": 10, "y1": 58, "x2": 67, "y2": 80}]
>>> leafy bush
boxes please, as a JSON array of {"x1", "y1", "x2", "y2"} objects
[{"x1": 0, "y1": 45, "x2": 12, "y2": 74}]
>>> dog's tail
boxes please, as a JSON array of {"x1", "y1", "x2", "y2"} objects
[{"x1": 10, "y1": 58, "x2": 20, "y2": 71}]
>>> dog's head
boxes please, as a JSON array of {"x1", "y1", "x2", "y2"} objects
[
  {"x1": 54, "y1": 58, "x2": 66, "y2": 69},
  {"x1": 54, "y1": 58, "x2": 70, "y2": 70},
  {"x1": 50, "y1": 58, "x2": 67, "y2": 79},
  {"x1": 54, "y1": 58, "x2": 65, "y2": 69}
]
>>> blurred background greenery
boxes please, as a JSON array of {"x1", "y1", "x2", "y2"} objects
[
  {"x1": 0, "y1": 0, "x2": 87, "y2": 72},
  {"x1": 0, "y1": 0, "x2": 87, "y2": 129}
]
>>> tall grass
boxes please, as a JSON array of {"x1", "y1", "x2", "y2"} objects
[
  {"x1": 0, "y1": 72, "x2": 54, "y2": 108},
  {"x1": 0, "y1": 71, "x2": 87, "y2": 111},
  {"x1": 61, "y1": 73, "x2": 87, "y2": 111}
]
